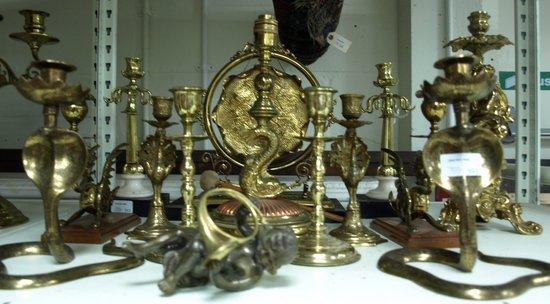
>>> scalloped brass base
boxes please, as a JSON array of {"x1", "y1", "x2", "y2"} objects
[
  {"x1": 292, "y1": 230, "x2": 360, "y2": 266},
  {"x1": 330, "y1": 224, "x2": 386, "y2": 247},
  {"x1": 126, "y1": 217, "x2": 180, "y2": 241}
]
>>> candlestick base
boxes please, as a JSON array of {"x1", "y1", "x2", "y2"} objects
[
  {"x1": 330, "y1": 223, "x2": 386, "y2": 246},
  {"x1": 116, "y1": 174, "x2": 153, "y2": 198},
  {"x1": 293, "y1": 229, "x2": 360, "y2": 266},
  {"x1": 366, "y1": 176, "x2": 398, "y2": 200}
]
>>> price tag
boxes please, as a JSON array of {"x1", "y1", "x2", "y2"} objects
[
  {"x1": 327, "y1": 32, "x2": 352, "y2": 53},
  {"x1": 111, "y1": 200, "x2": 133, "y2": 214},
  {"x1": 440, "y1": 153, "x2": 483, "y2": 177}
]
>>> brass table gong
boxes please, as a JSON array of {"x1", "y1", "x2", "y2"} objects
[
  {"x1": 205, "y1": 15, "x2": 319, "y2": 235},
  {"x1": 378, "y1": 56, "x2": 550, "y2": 300}
]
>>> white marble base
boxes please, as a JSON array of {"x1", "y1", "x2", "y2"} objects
[
  {"x1": 115, "y1": 174, "x2": 153, "y2": 198},
  {"x1": 365, "y1": 176, "x2": 398, "y2": 200}
]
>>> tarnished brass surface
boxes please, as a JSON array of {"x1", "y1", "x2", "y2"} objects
[
  {"x1": 442, "y1": 11, "x2": 541, "y2": 235},
  {"x1": 9, "y1": 10, "x2": 59, "y2": 60},
  {"x1": 0, "y1": 195, "x2": 28, "y2": 228},
  {"x1": 171, "y1": 86, "x2": 206, "y2": 228},
  {"x1": 126, "y1": 96, "x2": 179, "y2": 240},
  {"x1": 379, "y1": 56, "x2": 550, "y2": 300},
  {"x1": 329, "y1": 94, "x2": 386, "y2": 246},
  {"x1": 106, "y1": 57, "x2": 152, "y2": 174},
  {"x1": 293, "y1": 87, "x2": 360, "y2": 266},
  {"x1": 366, "y1": 62, "x2": 413, "y2": 177}
]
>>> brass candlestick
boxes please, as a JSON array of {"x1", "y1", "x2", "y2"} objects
[
  {"x1": 0, "y1": 12, "x2": 142, "y2": 290},
  {"x1": 126, "y1": 96, "x2": 179, "y2": 245},
  {"x1": 171, "y1": 86, "x2": 207, "y2": 228},
  {"x1": 442, "y1": 11, "x2": 541, "y2": 235},
  {"x1": 329, "y1": 94, "x2": 386, "y2": 246},
  {"x1": 293, "y1": 87, "x2": 360, "y2": 267},
  {"x1": 107, "y1": 57, "x2": 152, "y2": 176},
  {"x1": 9, "y1": 10, "x2": 59, "y2": 60},
  {"x1": 379, "y1": 56, "x2": 550, "y2": 300},
  {"x1": 0, "y1": 195, "x2": 28, "y2": 228},
  {"x1": 365, "y1": 62, "x2": 413, "y2": 199}
]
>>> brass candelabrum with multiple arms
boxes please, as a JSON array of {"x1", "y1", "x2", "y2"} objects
[
  {"x1": 378, "y1": 56, "x2": 550, "y2": 300},
  {"x1": 106, "y1": 57, "x2": 153, "y2": 197},
  {"x1": 365, "y1": 62, "x2": 413, "y2": 199},
  {"x1": 441, "y1": 11, "x2": 541, "y2": 235},
  {"x1": 292, "y1": 87, "x2": 360, "y2": 266},
  {"x1": 107, "y1": 57, "x2": 152, "y2": 175},
  {"x1": 126, "y1": 96, "x2": 180, "y2": 249},
  {"x1": 0, "y1": 10, "x2": 142, "y2": 289},
  {"x1": 328, "y1": 94, "x2": 386, "y2": 246},
  {"x1": 170, "y1": 86, "x2": 207, "y2": 228}
]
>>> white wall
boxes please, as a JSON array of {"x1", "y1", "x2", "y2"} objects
[{"x1": 0, "y1": 0, "x2": 548, "y2": 161}]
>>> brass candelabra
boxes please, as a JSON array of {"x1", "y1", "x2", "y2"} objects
[
  {"x1": 441, "y1": 11, "x2": 542, "y2": 235},
  {"x1": 171, "y1": 86, "x2": 207, "y2": 228},
  {"x1": 365, "y1": 62, "x2": 413, "y2": 199},
  {"x1": 329, "y1": 94, "x2": 386, "y2": 246},
  {"x1": 292, "y1": 87, "x2": 360, "y2": 267}
]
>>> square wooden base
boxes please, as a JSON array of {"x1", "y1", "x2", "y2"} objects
[
  {"x1": 58, "y1": 213, "x2": 141, "y2": 244},
  {"x1": 370, "y1": 217, "x2": 459, "y2": 248}
]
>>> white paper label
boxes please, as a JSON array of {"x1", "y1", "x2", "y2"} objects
[
  {"x1": 440, "y1": 153, "x2": 483, "y2": 177},
  {"x1": 111, "y1": 200, "x2": 133, "y2": 214},
  {"x1": 327, "y1": 32, "x2": 352, "y2": 53}
]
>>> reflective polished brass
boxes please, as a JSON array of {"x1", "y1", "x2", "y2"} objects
[
  {"x1": 62, "y1": 100, "x2": 89, "y2": 132},
  {"x1": 293, "y1": 87, "x2": 360, "y2": 266},
  {"x1": 329, "y1": 94, "x2": 386, "y2": 246},
  {"x1": 205, "y1": 14, "x2": 314, "y2": 233},
  {"x1": 106, "y1": 57, "x2": 152, "y2": 175},
  {"x1": 171, "y1": 86, "x2": 207, "y2": 228},
  {"x1": 378, "y1": 56, "x2": 550, "y2": 300},
  {"x1": 365, "y1": 62, "x2": 413, "y2": 177},
  {"x1": 442, "y1": 11, "x2": 541, "y2": 235},
  {"x1": 126, "y1": 96, "x2": 179, "y2": 242},
  {"x1": 9, "y1": 10, "x2": 59, "y2": 60}
]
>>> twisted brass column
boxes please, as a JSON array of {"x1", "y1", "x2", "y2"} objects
[{"x1": 293, "y1": 87, "x2": 360, "y2": 267}]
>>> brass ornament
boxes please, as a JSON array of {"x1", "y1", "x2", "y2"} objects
[
  {"x1": 170, "y1": 86, "x2": 207, "y2": 228},
  {"x1": 106, "y1": 57, "x2": 152, "y2": 175},
  {"x1": 378, "y1": 56, "x2": 550, "y2": 300},
  {"x1": 0, "y1": 195, "x2": 28, "y2": 228},
  {"x1": 121, "y1": 188, "x2": 297, "y2": 293},
  {"x1": 126, "y1": 96, "x2": 179, "y2": 244},
  {"x1": 365, "y1": 62, "x2": 413, "y2": 177},
  {"x1": 9, "y1": 10, "x2": 59, "y2": 60},
  {"x1": 0, "y1": 54, "x2": 141, "y2": 290},
  {"x1": 293, "y1": 87, "x2": 360, "y2": 267},
  {"x1": 205, "y1": 14, "x2": 315, "y2": 233},
  {"x1": 328, "y1": 94, "x2": 386, "y2": 246},
  {"x1": 442, "y1": 11, "x2": 541, "y2": 235}
]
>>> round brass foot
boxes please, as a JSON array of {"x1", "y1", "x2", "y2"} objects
[
  {"x1": 292, "y1": 230, "x2": 360, "y2": 266},
  {"x1": 126, "y1": 220, "x2": 180, "y2": 241},
  {"x1": 211, "y1": 198, "x2": 311, "y2": 236},
  {"x1": 330, "y1": 224, "x2": 387, "y2": 246}
]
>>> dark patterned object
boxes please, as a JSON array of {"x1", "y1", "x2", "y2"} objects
[
  {"x1": 273, "y1": 0, "x2": 343, "y2": 65},
  {"x1": 123, "y1": 207, "x2": 297, "y2": 293}
]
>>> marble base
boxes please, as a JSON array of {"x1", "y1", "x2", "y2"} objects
[
  {"x1": 116, "y1": 174, "x2": 153, "y2": 198},
  {"x1": 366, "y1": 176, "x2": 398, "y2": 200}
]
